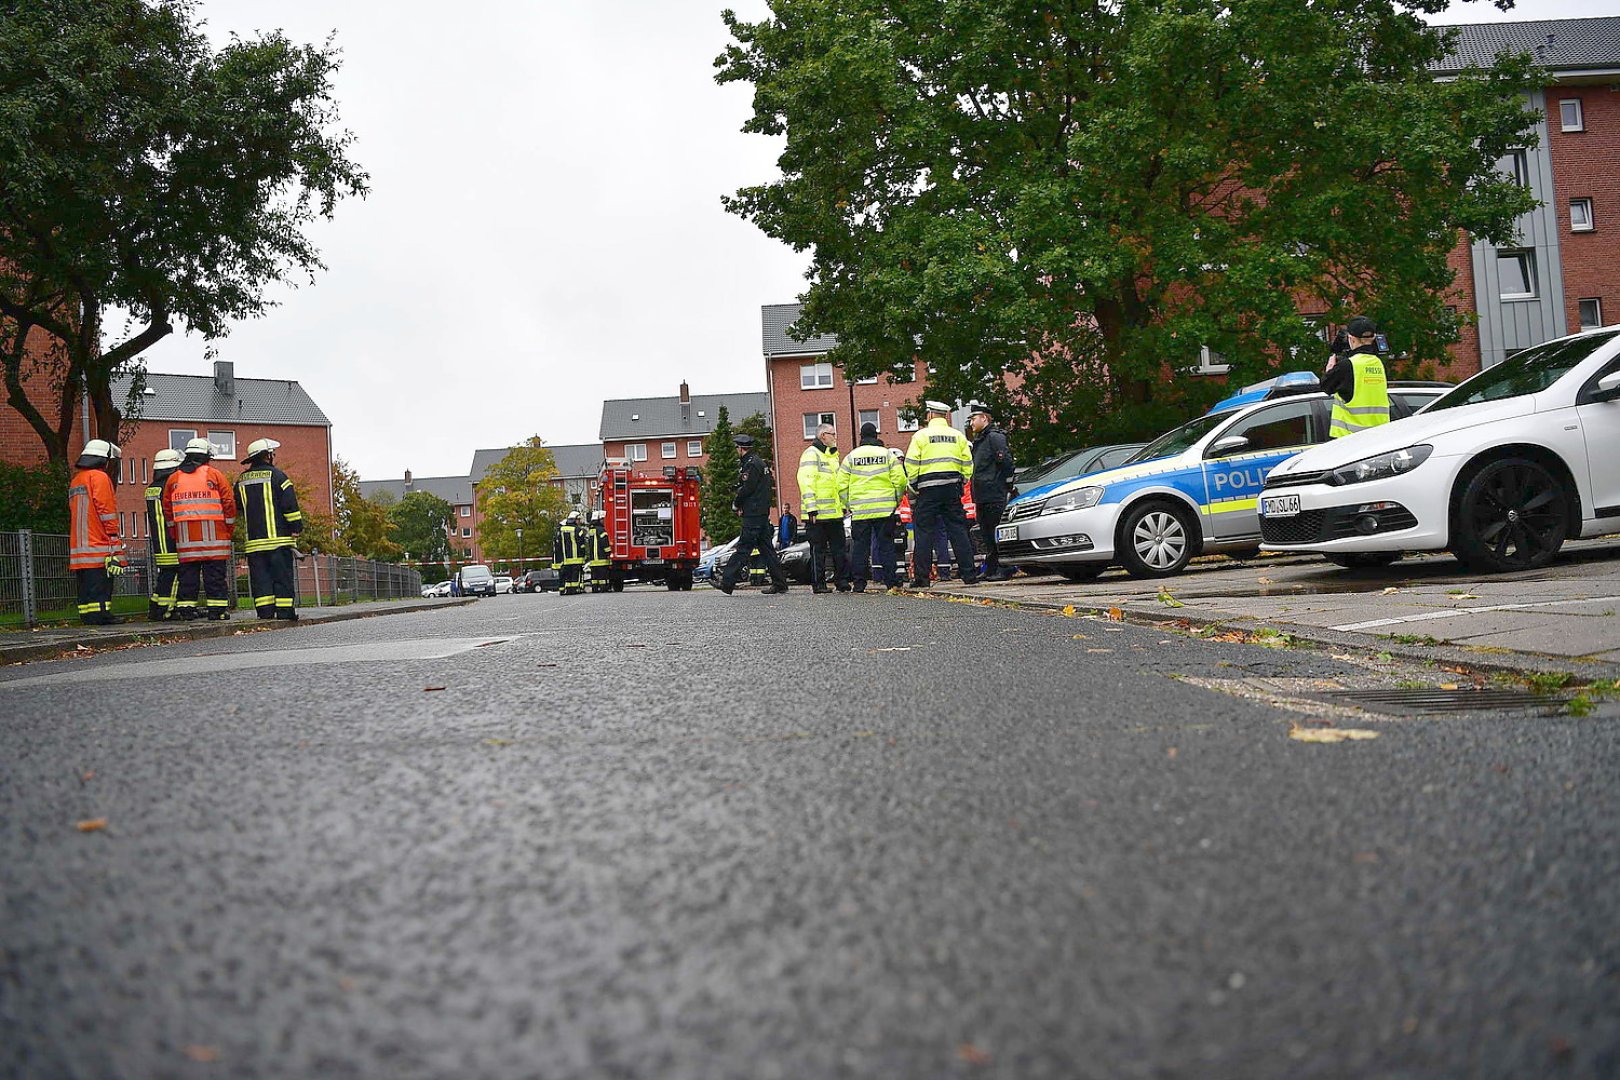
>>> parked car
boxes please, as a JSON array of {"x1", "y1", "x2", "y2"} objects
[
  {"x1": 517, "y1": 567, "x2": 559, "y2": 593},
  {"x1": 431, "y1": 580, "x2": 453, "y2": 597},
  {"x1": 456, "y1": 564, "x2": 497, "y2": 597},
  {"x1": 696, "y1": 538, "x2": 739, "y2": 583},
  {"x1": 1014, "y1": 443, "x2": 1148, "y2": 491},
  {"x1": 420, "y1": 584, "x2": 438, "y2": 598},
  {"x1": 1388, "y1": 380, "x2": 1453, "y2": 417},
  {"x1": 494, "y1": 575, "x2": 514, "y2": 594},
  {"x1": 1261, "y1": 327, "x2": 1620, "y2": 572},
  {"x1": 1001, "y1": 389, "x2": 1349, "y2": 579}
]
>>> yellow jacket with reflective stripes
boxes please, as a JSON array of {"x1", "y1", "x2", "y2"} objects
[
  {"x1": 1329, "y1": 351, "x2": 1391, "y2": 438},
  {"x1": 837, "y1": 441, "x2": 907, "y2": 521},
  {"x1": 904, "y1": 417, "x2": 974, "y2": 491},
  {"x1": 234, "y1": 466, "x2": 305, "y2": 553},
  {"x1": 798, "y1": 443, "x2": 845, "y2": 517}
]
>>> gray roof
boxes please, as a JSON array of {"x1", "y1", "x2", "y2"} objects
[
  {"x1": 1434, "y1": 17, "x2": 1620, "y2": 74},
  {"x1": 468, "y1": 442, "x2": 603, "y2": 484},
  {"x1": 599, "y1": 391, "x2": 769, "y2": 441},
  {"x1": 762, "y1": 303, "x2": 838, "y2": 357},
  {"x1": 358, "y1": 474, "x2": 476, "y2": 507},
  {"x1": 114, "y1": 371, "x2": 330, "y2": 426}
]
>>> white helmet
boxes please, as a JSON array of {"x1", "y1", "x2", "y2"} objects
[
  {"x1": 184, "y1": 436, "x2": 213, "y2": 457},
  {"x1": 565, "y1": 510, "x2": 581, "y2": 522},
  {"x1": 153, "y1": 448, "x2": 183, "y2": 469},
  {"x1": 242, "y1": 437, "x2": 280, "y2": 464},
  {"x1": 81, "y1": 438, "x2": 121, "y2": 460},
  {"x1": 590, "y1": 510, "x2": 605, "y2": 522}
]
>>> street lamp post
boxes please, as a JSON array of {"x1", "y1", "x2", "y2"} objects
[{"x1": 515, "y1": 529, "x2": 524, "y2": 577}]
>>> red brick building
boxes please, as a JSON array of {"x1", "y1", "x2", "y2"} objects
[
  {"x1": 598, "y1": 382, "x2": 767, "y2": 478},
  {"x1": 0, "y1": 326, "x2": 87, "y2": 468}
]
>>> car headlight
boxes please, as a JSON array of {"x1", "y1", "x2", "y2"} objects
[
  {"x1": 1328, "y1": 444, "x2": 1433, "y2": 486},
  {"x1": 1041, "y1": 487, "x2": 1104, "y2": 515}
]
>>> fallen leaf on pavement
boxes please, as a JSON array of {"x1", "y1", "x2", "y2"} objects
[
  {"x1": 1382, "y1": 587, "x2": 1401, "y2": 595},
  {"x1": 1071, "y1": 634, "x2": 1089, "y2": 640},
  {"x1": 184, "y1": 1046, "x2": 219, "y2": 1063},
  {"x1": 1440, "y1": 683, "x2": 1460, "y2": 691},
  {"x1": 1352, "y1": 851, "x2": 1380, "y2": 864},
  {"x1": 1289, "y1": 725, "x2": 1380, "y2": 743},
  {"x1": 76, "y1": 818, "x2": 107, "y2": 832},
  {"x1": 422, "y1": 685, "x2": 446, "y2": 692},
  {"x1": 1061, "y1": 605, "x2": 1077, "y2": 617},
  {"x1": 80, "y1": 770, "x2": 95, "y2": 783},
  {"x1": 484, "y1": 738, "x2": 511, "y2": 747},
  {"x1": 1256, "y1": 576, "x2": 1273, "y2": 584},
  {"x1": 1107, "y1": 607, "x2": 1124, "y2": 621},
  {"x1": 75, "y1": 644, "x2": 91, "y2": 652},
  {"x1": 958, "y1": 1044, "x2": 991, "y2": 1066},
  {"x1": 1156, "y1": 589, "x2": 1184, "y2": 608},
  {"x1": 1166, "y1": 746, "x2": 1178, "y2": 759}
]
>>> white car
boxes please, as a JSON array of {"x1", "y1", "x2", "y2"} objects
[
  {"x1": 420, "y1": 584, "x2": 437, "y2": 598},
  {"x1": 1260, "y1": 326, "x2": 1620, "y2": 572},
  {"x1": 432, "y1": 580, "x2": 453, "y2": 597},
  {"x1": 494, "y1": 575, "x2": 514, "y2": 594}
]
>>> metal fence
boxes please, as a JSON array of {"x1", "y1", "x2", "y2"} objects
[{"x1": 0, "y1": 530, "x2": 423, "y2": 628}]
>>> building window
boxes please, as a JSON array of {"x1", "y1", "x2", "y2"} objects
[
  {"x1": 687, "y1": 440, "x2": 703, "y2": 456},
  {"x1": 1560, "y1": 99, "x2": 1584, "y2": 132},
  {"x1": 1571, "y1": 198, "x2": 1594, "y2": 233},
  {"x1": 897, "y1": 410, "x2": 920, "y2": 432},
  {"x1": 459, "y1": 505, "x2": 470, "y2": 517},
  {"x1": 852, "y1": 374, "x2": 879, "y2": 385},
  {"x1": 661, "y1": 441, "x2": 677, "y2": 459},
  {"x1": 461, "y1": 527, "x2": 471, "y2": 538},
  {"x1": 802, "y1": 411, "x2": 836, "y2": 439},
  {"x1": 570, "y1": 492, "x2": 582, "y2": 505},
  {"x1": 1497, "y1": 250, "x2": 1538, "y2": 300},
  {"x1": 462, "y1": 546, "x2": 472, "y2": 558},
  {"x1": 628, "y1": 443, "x2": 647, "y2": 461},
  {"x1": 858, "y1": 409, "x2": 881, "y2": 433},
  {"x1": 1197, "y1": 346, "x2": 1231, "y2": 375},
  {"x1": 207, "y1": 430, "x2": 235, "y2": 459},
  {"x1": 1504, "y1": 149, "x2": 1531, "y2": 188},
  {"x1": 168, "y1": 428, "x2": 196, "y2": 452},
  {"x1": 800, "y1": 362, "x2": 834, "y2": 389},
  {"x1": 1579, "y1": 298, "x2": 1604, "y2": 331}
]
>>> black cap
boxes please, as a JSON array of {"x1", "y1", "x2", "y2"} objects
[
  {"x1": 860, "y1": 422, "x2": 878, "y2": 439},
  {"x1": 1346, "y1": 315, "x2": 1378, "y2": 338},
  {"x1": 967, "y1": 401, "x2": 992, "y2": 417},
  {"x1": 733, "y1": 434, "x2": 754, "y2": 448}
]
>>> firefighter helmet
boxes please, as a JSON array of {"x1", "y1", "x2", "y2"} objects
[
  {"x1": 241, "y1": 437, "x2": 280, "y2": 464},
  {"x1": 76, "y1": 438, "x2": 122, "y2": 469},
  {"x1": 183, "y1": 436, "x2": 213, "y2": 458},
  {"x1": 153, "y1": 448, "x2": 183, "y2": 469}
]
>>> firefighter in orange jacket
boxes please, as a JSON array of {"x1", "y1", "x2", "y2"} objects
[
  {"x1": 68, "y1": 439, "x2": 129, "y2": 625},
  {"x1": 163, "y1": 436, "x2": 237, "y2": 620}
]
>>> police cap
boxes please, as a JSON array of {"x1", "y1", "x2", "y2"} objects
[
  {"x1": 924, "y1": 399, "x2": 952, "y2": 414},
  {"x1": 733, "y1": 434, "x2": 754, "y2": 448}
]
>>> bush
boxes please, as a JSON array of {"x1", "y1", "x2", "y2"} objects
[{"x1": 0, "y1": 461, "x2": 70, "y2": 532}]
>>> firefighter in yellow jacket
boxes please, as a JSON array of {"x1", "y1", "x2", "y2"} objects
[
  {"x1": 904, "y1": 401, "x2": 978, "y2": 586},
  {"x1": 798, "y1": 421, "x2": 849, "y2": 592},
  {"x1": 68, "y1": 439, "x2": 128, "y2": 625},
  {"x1": 144, "y1": 448, "x2": 184, "y2": 620},
  {"x1": 235, "y1": 438, "x2": 305, "y2": 620}
]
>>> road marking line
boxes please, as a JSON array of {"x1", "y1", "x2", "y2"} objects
[{"x1": 1331, "y1": 595, "x2": 1620, "y2": 633}]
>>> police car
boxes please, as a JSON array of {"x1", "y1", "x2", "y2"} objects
[{"x1": 999, "y1": 384, "x2": 1341, "y2": 579}]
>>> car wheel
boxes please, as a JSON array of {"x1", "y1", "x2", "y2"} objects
[
  {"x1": 1451, "y1": 457, "x2": 1569, "y2": 573},
  {"x1": 1057, "y1": 565, "x2": 1104, "y2": 582},
  {"x1": 1325, "y1": 552, "x2": 1402, "y2": 569},
  {"x1": 1117, "y1": 500, "x2": 1197, "y2": 578}
]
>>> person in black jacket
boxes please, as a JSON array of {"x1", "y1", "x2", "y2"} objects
[
  {"x1": 718, "y1": 434, "x2": 788, "y2": 595},
  {"x1": 967, "y1": 402, "x2": 1017, "y2": 580},
  {"x1": 236, "y1": 438, "x2": 305, "y2": 620}
]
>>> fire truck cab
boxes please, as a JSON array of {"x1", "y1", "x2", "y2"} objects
[{"x1": 597, "y1": 460, "x2": 702, "y2": 591}]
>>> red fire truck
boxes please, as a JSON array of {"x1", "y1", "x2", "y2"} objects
[{"x1": 596, "y1": 460, "x2": 703, "y2": 590}]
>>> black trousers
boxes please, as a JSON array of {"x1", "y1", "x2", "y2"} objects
[
  {"x1": 912, "y1": 483, "x2": 976, "y2": 583},
  {"x1": 247, "y1": 548, "x2": 297, "y2": 619},
  {"x1": 807, "y1": 517, "x2": 849, "y2": 589},
  {"x1": 976, "y1": 498, "x2": 1007, "y2": 575},
  {"x1": 849, "y1": 516, "x2": 897, "y2": 588},
  {"x1": 76, "y1": 567, "x2": 113, "y2": 623},
  {"x1": 178, "y1": 559, "x2": 231, "y2": 616},
  {"x1": 149, "y1": 562, "x2": 180, "y2": 618},
  {"x1": 559, "y1": 561, "x2": 585, "y2": 594},
  {"x1": 721, "y1": 517, "x2": 785, "y2": 590}
]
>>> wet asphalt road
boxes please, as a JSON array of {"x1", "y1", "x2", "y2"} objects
[{"x1": 2, "y1": 590, "x2": 1618, "y2": 1079}]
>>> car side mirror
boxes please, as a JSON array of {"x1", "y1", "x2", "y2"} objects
[
  {"x1": 1208, "y1": 435, "x2": 1250, "y2": 458},
  {"x1": 1592, "y1": 371, "x2": 1620, "y2": 402}
]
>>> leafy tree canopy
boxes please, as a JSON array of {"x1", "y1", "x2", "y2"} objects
[
  {"x1": 700, "y1": 405, "x2": 741, "y2": 543},
  {"x1": 718, "y1": 0, "x2": 1539, "y2": 456},
  {"x1": 317, "y1": 457, "x2": 399, "y2": 561},
  {"x1": 389, "y1": 491, "x2": 453, "y2": 565},
  {"x1": 476, "y1": 437, "x2": 569, "y2": 568},
  {"x1": 0, "y1": 0, "x2": 367, "y2": 461}
]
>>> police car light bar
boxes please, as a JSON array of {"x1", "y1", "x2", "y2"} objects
[{"x1": 1206, "y1": 371, "x2": 1321, "y2": 416}]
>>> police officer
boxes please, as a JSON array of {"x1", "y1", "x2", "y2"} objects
[
  {"x1": 553, "y1": 510, "x2": 587, "y2": 595},
  {"x1": 144, "y1": 448, "x2": 184, "y2": 620},
  {"x1": 587, "y1": 510, "x2": 612, "y2": 592},
  {"x1": 966, "y1": 402, "x2": 1017, "y2": 581},
  {"x1": 235, "y1": 438, "x2": 305, "y2": 620},
  {"x1": 838, "y1": 422, "x2": 907, "y2": 591},
  {"x1": 718, "y1": 434, "x2": 788, "y2": 595},
  {"x1": 68, "y1": 439, "x2": 128, "y2": 625},
  {"x1": 164, "y1": 437, "x2": 237, "y2": 619},
  {"x1": 1323, "y1": 315, "x2": 1391, "y2": 438},
  {"x1": 798, "y1": 422, "x2": 849, "y2": 592},
  {"x1": 904, "y1": 401, "x2": 978, "y2": 586}
]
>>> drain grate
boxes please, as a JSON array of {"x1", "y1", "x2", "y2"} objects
[{"x1": 1313, "y1": 688, "x2": 1567, "y2": 716}]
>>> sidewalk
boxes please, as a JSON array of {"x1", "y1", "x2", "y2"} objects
[
  {"x1": 927, "y1": 536, "x2": 1620, "y2": 679},
  {"x1": 0, "y1": 597, "x2": 475, "y2": 666}
]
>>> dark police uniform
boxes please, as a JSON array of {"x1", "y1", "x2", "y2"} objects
[
  {"x1": 969, "y1": 418, "x2": 1016, "y2": 578},
  {"x1": 719, "y1": 437, "x2": 787, "y2": 594}
]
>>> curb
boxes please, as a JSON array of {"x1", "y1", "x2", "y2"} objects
[
  {"x1": 905, "y1": 586, "x2": 1620, "y2": 683},
  {"x1": 0, "y1": 598, "x2": 477, "y2": 667}
]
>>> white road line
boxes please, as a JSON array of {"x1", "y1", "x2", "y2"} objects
[{"x1": 1331, "y1": 595, "x2": 1620, "y2": 633}]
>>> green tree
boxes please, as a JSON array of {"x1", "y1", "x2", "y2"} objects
[
  {"x1": 476, "y1": 437, "x2": 569, "y2": 568},
  {"x1": 700, "y1": 405, "x2": 741, "y2": 543},
  {"x1": 389, "y1": 491, "x2": 453, "y2": 565},
  {"x1": 735, "y1": 412, "x2": 775, "y2": 475},
  {"x1": 0, "y1": 0, "x2": 367, "y2": 462},
  {"x1": 326, "y1": 457, "x2": 400, "y2": 561},
  {"x1": 717, "y1": 1, "x2": 1539, "y2": 457}
]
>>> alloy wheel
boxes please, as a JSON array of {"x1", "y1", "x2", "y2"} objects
[{"x1": 1457, "y1": 459, "x2": 1567, "y2": 572}]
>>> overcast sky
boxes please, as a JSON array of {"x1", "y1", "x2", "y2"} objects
[{"x1": 133, "y1": 0, "x2": 1610, "y2": 481}]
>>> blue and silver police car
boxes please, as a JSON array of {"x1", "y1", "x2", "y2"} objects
[{"x1": 999, "y1": 380, "x2": 1339, "y2": 579}]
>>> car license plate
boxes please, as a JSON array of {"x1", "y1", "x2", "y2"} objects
[
  {"x1": 1261, "y1": 494, "x2": 1301, "y2": 518},
  {"x1": 995, "y1": 524, "x2": 1018, "y2": 543},
  {"x1": 643, "y1": 557, "x2": 664, "y2": 565}
]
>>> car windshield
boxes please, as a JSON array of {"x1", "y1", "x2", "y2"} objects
[
  {"x1": 1021, "y1": 449, "x2": 1089, "y2": 486},
  {"x1": 1124, "y1": 413, "x2": 1228, "y2": 465},
  {"x1": 1427, "y1": 331, "x2": 1619, "y2": 412}
]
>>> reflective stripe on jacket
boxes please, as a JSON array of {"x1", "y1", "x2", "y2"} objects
[
  {"x1": 1329, "y1": 351, "x2": 1391, "y2": 438},
  {"x1": 144, "y1": 480, "x2": 179, "y2": 566},
  {"x1": 589, "y1": 525, "x2": 610, "y2": 566},
  {"x1": 235, "y1": 466, "x2": 304, "y2": 553},
  {"x1": 164, "y1": 465, "x2": 237, "y2": 562},
  {"x1": 837, "y1": 442, "x2": 907, "y2": 521},
  {"x1": 904, "y1": 417, "x2": 974, "y2": 490},
  {"x1": 69, "y1": 468, "x2": 125, "y2": 570},
  {"x1": 554, "y1": 524, "x2": 585, "y2": 566},
  {"x1": 798, "y1": 444, "x2": 845, "y2": 517}
]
